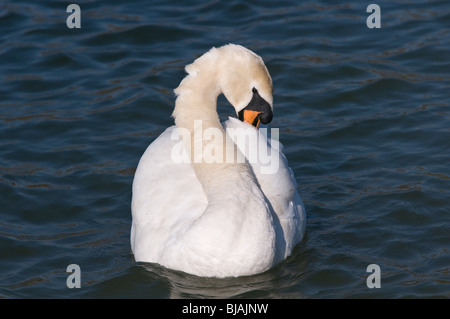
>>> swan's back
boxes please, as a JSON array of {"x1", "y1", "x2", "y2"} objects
[{"x1": 131, "y1": 119, "x2": 305, "y2": 268}]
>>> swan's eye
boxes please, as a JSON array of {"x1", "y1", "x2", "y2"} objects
[{"x1": 252, "y1": 87, "x2": 257, "y2": 93}]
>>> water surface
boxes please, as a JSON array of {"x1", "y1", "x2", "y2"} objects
[{"x1": 0, "y1": 0, "x2": 449, "y2": 298}]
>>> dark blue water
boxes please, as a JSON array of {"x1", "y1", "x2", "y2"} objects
[{"x1": 1, "y1": 0, "x2": 449, "y2": 298}]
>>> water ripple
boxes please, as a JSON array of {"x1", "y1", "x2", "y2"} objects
[{"x1": 0, "y1": 0, "x2": 449, "y2": 298}]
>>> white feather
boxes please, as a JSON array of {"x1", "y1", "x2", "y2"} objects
[{"x1": 131, "y1": 44, "x2": 306, "y2": 278}]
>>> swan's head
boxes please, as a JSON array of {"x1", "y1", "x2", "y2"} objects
[
  {"x1": 216, "y1": 44, "x2": 273, "y2": 128},
  {"x1": 180, "y1": 44, "x2": 274, "y2": 128}
]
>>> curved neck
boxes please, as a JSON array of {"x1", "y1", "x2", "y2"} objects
[
  {"x1": 173, "y1": 72, "x2": 222, "y2": 133},
  {"x1": 172, "y1": 66, "x2": 250, "y2": 198}
]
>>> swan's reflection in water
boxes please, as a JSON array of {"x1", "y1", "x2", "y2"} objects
[{"x1": 138, "y1": 240, "x2": 309, "y2": 299}]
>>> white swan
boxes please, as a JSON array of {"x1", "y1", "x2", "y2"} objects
[{"x1": 131, "y1": 44, "x2": 306, "y2": 278}]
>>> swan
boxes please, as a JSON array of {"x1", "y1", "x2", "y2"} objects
[{"x1": 131, "y1": 44, "x2": 306, "y2": 278}]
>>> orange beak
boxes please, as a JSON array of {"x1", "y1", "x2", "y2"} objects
[{"x1": 243, "y1": 110, "x2": 262, "y2": 128}]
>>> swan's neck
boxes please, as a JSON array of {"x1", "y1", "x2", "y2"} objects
[
  {"x1": 173, "y1": 69, "x2": 250, "y2": 198},
  {"x1": 173, "y1": 73, "x2": 222, "y2": 138},
  {"x1": 169, "y1": 60, "x2": 277, "y2": 272}
]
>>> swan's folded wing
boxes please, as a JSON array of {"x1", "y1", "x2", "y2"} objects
[{"x1": 223, "y1": 117, "x2": 306, "y2": 254}]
